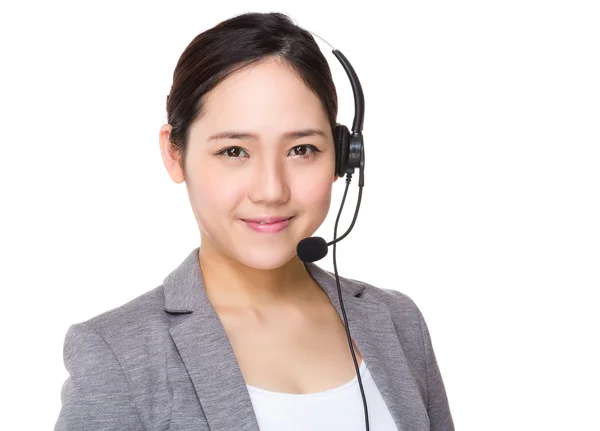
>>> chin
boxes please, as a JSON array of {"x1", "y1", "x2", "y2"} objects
[{"x1": 233, "y1": 245, "x2": 298, "y2": 271}]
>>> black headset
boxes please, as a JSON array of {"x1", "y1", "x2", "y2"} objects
[
  {"x1": 296, "y1": 44, "x2": 370, "y2": 430},
  {"x1": 332, "y1": 50, "x2": 366, "y2": 186}
]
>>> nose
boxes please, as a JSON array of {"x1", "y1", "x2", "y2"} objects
[{"x1": 248, "y1": 155, "x2": 290, "y2": 205}]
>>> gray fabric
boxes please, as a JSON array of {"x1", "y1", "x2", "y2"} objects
[{"x1": 54, "y1": 247, "x2": 454, "y2": 430}]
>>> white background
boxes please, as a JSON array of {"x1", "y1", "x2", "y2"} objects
[{"x1": 1, "y1": 0, "x2": 598, "y2": 429}]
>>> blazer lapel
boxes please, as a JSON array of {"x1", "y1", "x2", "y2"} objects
[
  {"x1": 169, "y1": 310, "x2": 261, "y2": 430},
  {"x1": 163, "y1": 247, "x2": 429, "y2": 431},
  {"x1": 164, "y1": 248, "x2": 261, "y2": 431},
  {"x1": 303, "y1": 263, "x2": 431, "y2": 431}
]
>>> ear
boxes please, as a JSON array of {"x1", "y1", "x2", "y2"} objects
[{"x1": 159, "y1": 124, "x2": 185, "y2": 184}]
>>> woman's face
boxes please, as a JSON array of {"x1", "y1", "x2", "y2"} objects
[{"x1": 162, "y1": 58, "x2": 337, "y2": 270}]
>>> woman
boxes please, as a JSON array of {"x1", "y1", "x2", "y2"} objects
[{"x1": 55, "y1": 12, "x2": 454, "y2": 431}]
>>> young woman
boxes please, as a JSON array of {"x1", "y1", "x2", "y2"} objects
[{"x1": 55, "y1": 12, "x2": 454, "y2": 431}]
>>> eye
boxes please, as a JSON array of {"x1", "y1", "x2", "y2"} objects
[
  {"x1": 216, "y1": 146, "x2": 249, "y2": 160},
  {"x1": 216, "y1": 145, "x2": 320, "y2": 161},
  {"x1": 288, "y1": 145, "x2": 320, "y2": 159}
]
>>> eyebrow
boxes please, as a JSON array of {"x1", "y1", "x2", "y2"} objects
[{"x1": 206, "y1": 128, "x2": 327, "y2": 142}]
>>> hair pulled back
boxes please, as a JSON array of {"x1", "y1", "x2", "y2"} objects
[{"x1": 165, "y1": 12, "x2": 338, "y2": 171}]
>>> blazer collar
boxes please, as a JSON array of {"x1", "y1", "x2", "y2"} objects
[
  {"x1": 163, "y1": 247, "x2": 429, "y2": 431},
  {"x1": 163, "y1": 247, "x2": 366, "y2": 314}
]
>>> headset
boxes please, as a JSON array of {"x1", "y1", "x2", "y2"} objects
[{"x1": 296, "y1": 32, "x2": 369, "y2": 431}]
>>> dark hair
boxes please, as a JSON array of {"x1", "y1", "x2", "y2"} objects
[{"x1": 166, "y1": 12, "x2": 338, "y2": 173}]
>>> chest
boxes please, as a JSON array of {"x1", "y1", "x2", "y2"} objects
[{"x1": 216, "y1": 301, "x2": 363, "y2": 395}]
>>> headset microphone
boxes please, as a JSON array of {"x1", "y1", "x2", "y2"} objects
[
  {"x1": 296, "y1": 36, "x2": 369, "y2": 431},
  {"x1": 296, "y1": 172, "x2": 364, "y2": 263}
]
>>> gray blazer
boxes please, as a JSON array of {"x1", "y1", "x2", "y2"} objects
[{"x1": 54, "y1": 247, "x2": 454, "y2": 430}]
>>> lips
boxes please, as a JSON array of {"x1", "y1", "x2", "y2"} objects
[
  {"x1": 241, "y1": 216, "x2": 294, "y2": 234},
  {"x1": 241, "y1": 216, "x2": 293, "y2": 224}
]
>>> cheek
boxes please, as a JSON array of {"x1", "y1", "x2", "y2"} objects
[
  {"x1": 189, "y1": 167, "x2": 245, "y2": 219},
  {"x1": 293, "y1": 173, "x2": 333, "y2": 210}
]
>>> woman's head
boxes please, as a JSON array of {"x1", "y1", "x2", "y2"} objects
[{"x1": 159, "y1": 12, "x2": 339, "y2": 270}]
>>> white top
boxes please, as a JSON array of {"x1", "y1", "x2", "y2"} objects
[{"x1": 246, "y1": 360, "x2": 398, "y2": 430}]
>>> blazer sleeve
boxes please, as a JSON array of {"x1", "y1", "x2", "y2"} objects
[
  {"x1": 54, "y1": 322, "x2": 145, "y2": 431},
  {"x1": 416, "y1": 308, "x2": 455, "y2": 431}
]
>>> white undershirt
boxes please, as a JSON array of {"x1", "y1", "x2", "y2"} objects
[{"x1": 246, "y1": 360, "x2": 398, "y2": 430}]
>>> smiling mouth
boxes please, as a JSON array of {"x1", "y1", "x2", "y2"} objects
[
  {"x1": 257, "y1": 219, "x2": 289, "y2": 225},
  {"x1": 241, "y1": 216, "x2": 294, "y2": 224},
  {"x1": 240, "y1": 216, "x2": 294, "y2": 233}
]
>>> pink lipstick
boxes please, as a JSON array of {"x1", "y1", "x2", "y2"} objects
[{"x1": 241, "y1": 216, "x2": 293, "y2": 233}]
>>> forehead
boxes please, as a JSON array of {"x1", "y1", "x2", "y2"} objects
[{"x1": 194, "y1": 58, "x2": 329, "y2": 135}]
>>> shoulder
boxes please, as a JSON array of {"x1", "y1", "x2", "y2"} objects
[
  {"x1": 336, "y1": 273, "x2": 430, "y2": 352},
  {"x1": 62, "y1": 284, "x2": 170, "y2": 363},
  {"x1": 340, "y1": 272, "x2": 426, "y2": 326},
  {"x1": 79, "y1": 284, "x2": 166, "y2": 335},
  {"x1": 309, "y1": 262, "x2": 424, "y2": 323},
  {"x1": 57, "y1": 286, "x2": 170, "y2": 429}
]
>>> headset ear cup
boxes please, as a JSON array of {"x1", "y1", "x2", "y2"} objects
[{"x1": 334, "y1": 125, "x2": 350, "y2": 177}]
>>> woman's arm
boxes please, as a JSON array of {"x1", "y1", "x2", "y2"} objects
[
  {"x1": 417, "y1": 309, "x2": 455, "y2": 431},
  {"x1": 54, "y1": 322, "x2": 145, "y2": 431}
]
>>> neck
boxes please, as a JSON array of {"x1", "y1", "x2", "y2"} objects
[{"x1": 197, "y1": 243, "x2": 319, "y2": 311}]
